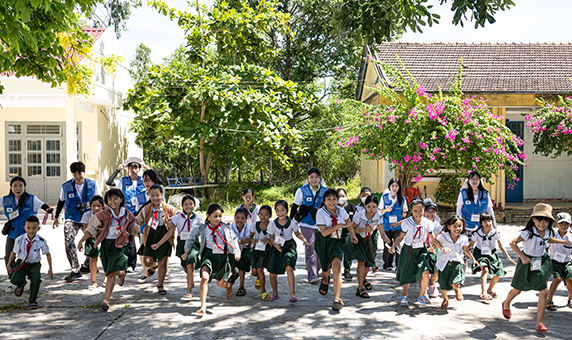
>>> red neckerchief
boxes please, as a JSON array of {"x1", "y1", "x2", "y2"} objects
[
  {"x1": 149, "y1": 210, "x2": 159, "y2": 232},
  {"x1": 113, "y1": 215, "x2": 123, "y2": 237},
  {"x1": 13, "y1": 237, "x2": 35, "y2": 272},
  {"x1": 181, "y1": 212, "x2": 192, "y2": 232},
  {"x1": 208, "y1": 223, "x2": 235, "y2": 253},
  {"x1": 328, "y1": 209, "x2": 339, "y2": 238}
]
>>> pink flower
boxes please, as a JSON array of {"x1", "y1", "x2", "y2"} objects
[
  {"x1": 419, "y1": 142, "x2": 427, "y2": 150},
  {"x1": 414, "y1": 174, "x2": 423, "y2": 182},
  {"x1": 416, "y1": 87, "x2": 426, "y2": 96}
]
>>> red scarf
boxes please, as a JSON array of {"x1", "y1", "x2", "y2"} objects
[
  {"x1": 208, "y1": 223, "x2": 234, "y2": 253},
  {"x1": 12, "y1": 237, "x2": 35, "y2": 272},
  {"x1": 328, "y1": 210, "x2": 339, "y2": 238}
]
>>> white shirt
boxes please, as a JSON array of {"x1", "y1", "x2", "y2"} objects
[
  {"x1": 471, "y1": 228, "x2": 501, "y2": 250},
  {"x1": 0, "y1": 195, "x2": 45, "y2": 211},
  {"x1": 268, "y1": 218, "x2": 300, "y2": 241},
  {"x1": 250, "y1": 222, "x2": 271, "y2": 241},
  {"x1": 352, "y1": 209, "x2": 382, "y2": 238},
  {"x1": 80, "y1": 210, "x2": 95, "y2": 225},
  {"x1": 455, "y1": 192, "x2": 497, "y2": 227},
  {"x1": 236, "y1": 204, "x2": 260, "y2": 225},
  {"x1": 231, "y1": 221, "x2": 251, "y2": 250},
  {"x1": 106, "y1": 207, "x2": 126, "y2": 239},
  {"x1": 425, "y1": 219, "x2": 443, "y2": 245},
  {"x1": 171, "y1": 211, "x2": 203, "y2": 236},
  {"x1": 150, "y1": 206, "x2": 165, "y2": 226},
  {"x1": 205, "y1": 223, "x2": 226, "y2": 251},
  {"x1": 13, "y1": 234, "x2": 49, "y2": 263},
  {"x1": 548, "y1": 231, "x2": 572, "y2": 263},
  {"x1": 401, "y1": 216, "x2": 433, "y2": 246},
  {"x1": 59, "y1": 182, "x2": 100, "y2": 201},
  {"x1": 293, "y1": 187, "x2": 319, "y2": 229},
  {"x1": 316, "y1": 206, "x2": 349, "y2": 239},
  {"x1": 436, "y1": 233, "x2": 469, "y2": 271},
  {"x1": 520, "y1": 228, "x2": 552, "y2": 257}
]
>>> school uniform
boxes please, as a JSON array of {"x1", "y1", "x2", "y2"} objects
[
  {"x1": 436, "y1": 233, "x2": 469, "y2": 290},
  {"x1": 381, "y1": 193, "x2": 408, "y2": 269},
  {"x1": 471, "y1": 228, "x2": 505, "y2": 276},
  {"x1": 548, "y1": 231, "x2": 572, "y2": 280},
  {"x1": 351, "y1": 209, "x2": 381, "y2": 268},
  {"x1": 267, "y1": 218, "x2": 300, "y2": 275},
  {"x1": 511, "y1": 228, "x2": 553, "y2": 291},
  {"x1": 315, "y1": 206, "x2": 349, "y2": 272},
  {"x1": 230, "y1": 221, "x2": 252, "y2": 272},
  {"x1": 184, "y1": 222, "x2": 241, "y2": 282},
  {"x1": 10, "y1": 234, "x2": 49, "y2": 303},
  {"x1": 85, "y1": 208, "x2": 138, "y2": 275},
  {"x1": 250, "y1": 222, "x2": 271, "y2": 269},
  {"x1": 395, "y1": 216, "x2": 432, "y2": 285},
  {"x1": 342, "y1": 203, "x2": 357, "y2": 274},
  {"x1": 81, "y1": 210, "x2": 100, "y2": 258},
  {"x1": 136, "y1": 202, "x2": 178, "y2": 261},
  {"x1": 171, "y1": 211, "x2": 203, "y2": 267},
  {"x1": 426, "y1": 219, "x2": 442, "y2": 275},
  {"x1": 236, "y1": 204, "x2": 260, "y2": 225}
]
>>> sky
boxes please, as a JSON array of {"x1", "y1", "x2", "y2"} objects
[{"x1": 118, "y1": 0, "x2": 572, "y2": 65}]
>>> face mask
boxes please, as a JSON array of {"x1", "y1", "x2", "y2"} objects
[
  {"x1": 361, "y1": 196, "x2": 367, "y2": 204},
  {"x1": 338, "y1": 197, "x2": 347, "y2": 205}
]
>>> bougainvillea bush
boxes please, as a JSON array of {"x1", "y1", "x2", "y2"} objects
[
  {"x1": 525, "y1": 96, "x2": 572, "y2": 158},
  {"x1": 338, "y1": 57, "x2": 527, "y2": 189}
]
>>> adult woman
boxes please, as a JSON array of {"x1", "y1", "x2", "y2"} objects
[{"x1": 290, "y1": 168, "x2": 327, "y2": 283}]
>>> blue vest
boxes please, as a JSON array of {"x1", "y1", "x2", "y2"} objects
[
  {"x1": 62, "y1": 179, "x2": 96, "y2": 222},
  {"x1": 382, "y1": 193, "x2": 406, "y2": 231},
  {"x1": 119, "y1": 176, "x2": 145, "y2": 214},
  {"x1": 2, "y1": 194, "x2": 37, "y2": 239},
  {"x1": 299, "y1": 184, "x2": 327, "y2": 226},
  {"x1": 460, "y1": 188, "x2": 489, "y2": 231},
  {"x1": 136, "y1": 191, "x2": 148, "y2": 208}
]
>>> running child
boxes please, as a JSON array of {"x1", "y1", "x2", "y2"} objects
[
  {"x1": 424, "y1": 198, "x2": 442, "y2": 298},
  {"x1": 237, "y1": 188, "x2": 259, "y2": 225},
  {"x1": 249, "y1": 205, "x2": 273, "y2": 300},
  {"x1": 228, "y1": 207, "x2": 252, "y2": 297},
  {"x1": 80, "y1": 195, "x2": 105, "y2": 290},
  {"x1": 546, "y1": 212, "x2": 572, "y2": 311}
]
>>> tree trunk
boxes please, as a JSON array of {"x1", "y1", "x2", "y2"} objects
[
  {"x1": 225, "y1": 159, "x2": 230, "y2": 183},
  {"x1": 260, "y1": 169, "x2": 264, "y2": 184},
  {"x1": 268, "y1": 156, "x2": 273, "y2": 184},
  {"x1": 238, "y1": 168, "x2": 241, "y2": 183}
]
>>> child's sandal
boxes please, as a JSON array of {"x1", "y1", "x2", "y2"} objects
[
  {"x1": 236, "y1": 286, "x2": 247, "y2": 296},
  {"x1": 254, "y1": 278, "x2": 261, "y2": 290},
  {"x1": 332, "y1": 298, "x2": 344, "y2": 311},
  {"x1": 319, "y1": 277, "x2": 330, "y2": 295},
  {"x1": 88, "y1": 282, "x2": 98, "y2": 291},
  {"x1": 355, "y1": 288, "x2": 370, "y2": 299},
  {"x1": 399, "y1": 295, "x2": 408, "y2": 307},
  {"x1": 261, "y1": 292, "x2": 270, "y2": 301},
  {"x1": 228, "y1": 273, "x2": 239, "y2": 285},
  {"x1": 546, "y1": 301, "x2": 557, "y2": 311},
  {"x1": 157, "y1": 285, "x2": 167, "y2": 296},
  {"x1": 487, "y1": 290, "x2": 497, "y2": 298},
  {"x1": 480, "y1": 293, "x2": 493, "y2": 301},
  {"x1": 101, "y1": 299, "x2": 110, "y2": 311},
  {"x1": 181, "y1": 291, "x2": 193, "y2": 300},
  {"x1": 440, "y1": 300, "x2": 449, "y2": 309},
  {"x1": 14, "y1": 287, "x2": 24, "y2": 297},
  {"x1": 29, "y1": 301, "x2": 38, "y2": 310},
  {"x1": 268, "y1": 294, "x2": 279, "y2": 301},
  {"x1": 363, "y1": 280, "x2": 373, "y2": 290}
]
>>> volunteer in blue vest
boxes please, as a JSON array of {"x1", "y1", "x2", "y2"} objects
[
  {"x1": 2, "y1": 176, "x2": 53, "y2": 290},
  {"x1": 53, "y1": 161, "x2": 99, "y2": 282},
  {"x1": 290, "y1": 167, "x2": 328, "y2": 284},
  {"x1": 105, "y1": 157, "x2": 149, "y2": 272},
  {"x1": 456, "y1": 171, "x2": 497, "y2": 268},
  {"x1": 380, "y1": 178, "x2": 408, "y2": 270}
]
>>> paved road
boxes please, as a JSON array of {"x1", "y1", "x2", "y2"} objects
[{"x1": 1, "y1": 218, "x2": 571, "y2": 339}]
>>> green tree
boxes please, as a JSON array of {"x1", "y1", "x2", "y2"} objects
[
  {"x1": 524, "y1": 96, "x2": 572, "y2": 158},
  {"x1": 85, "y1": 0, "x2": 142, "y2": 38},
  {"x1": 129, "y1": 43, "x2": 152, "y2": 80}
]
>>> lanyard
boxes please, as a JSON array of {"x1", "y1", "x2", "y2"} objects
[
  {"x1": 13, "y1": 238, "x2": 35, "y2": 272},
  {"x1": 149, "y1": 210, "x2": 159, "y2": 232},
  {"x1": 208, "y1": 223, "x2": 234, "y2": 253},
  {"x1": 72, "y1": 180, "x2": 88, "y2": 206}
]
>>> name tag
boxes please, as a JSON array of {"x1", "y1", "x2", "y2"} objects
[
  {"x1": 306, "y1": 197, "x2": 312, "y2": 202},
  {"x1": 179, "y1": 231, "x2": 190, "y2": 240},
  {"x1": 330, "y1": 228, "x2": 342, "y2": 239},
  {"x1": 9, "y1": 209, "x2": 19, "y2": 220},
  {"x1": 480, "y1": 246, "x2": 491, "y2": 255},
  {"x1": 389, "y1": 215, "x2": 397, "y2": 224},
  {"x1": 109, "y1": 227, "x2": 120, "y2": 237},
  {"x1": 471, "y1": 214, "x2": 480, "y2": 222},
  {"x1": 555, "y1": 252, "x2": 567, "y2": 263},
  {"x1": 411, "y1": 238, "x2": 424, "y2": 249},
  {"x1": 275, "y1": 236, "x2": 285, "y2": 246},
  {"x1": 212, "y1": 244, "x2": 224, "y2": 254},
  {"x1": 255, "y1": 240, "x2": 267, "y2": 251},
  {"x1": 148, "y1": 218, "x2": 158, "y2": 230},
  {"x1": 531, "y1": 259, "x2": 542, "y2": 271}
]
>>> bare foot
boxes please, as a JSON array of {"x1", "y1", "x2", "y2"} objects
[
  {"x1": 197, "y1": 309, "x2": 206, "y2": 315},
  {"x1": 441, "y1": 300, "x2": 449, "y2": 309},
  {"x1": 454, "y1": 289, "x2": 463, "y2": 301},
  {"x1": 226, "y1": 286, "x2": 233, "y2": 300}
]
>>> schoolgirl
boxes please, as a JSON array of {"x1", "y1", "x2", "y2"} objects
[
  {"x1": 315, "y1": 189, "x2": 351, "y2": 311},
  {"x1": 469, "y1": 212, "x2": 515, "y2": 301},
  {"x1": 237, "y1": 188, "x2": 259, "y2": 225},
  {"x1": 390, "y1": 198, "x2": 433, "y2": 307},
  {"x1": 349, "y1": 195, "x2": 390, "y2": 298},
  {"x1": 167, "y1": 195, "x2": 203, "y2": 300},
  {"x1": 80, "y1": 195, "x2": 105, "y2": 290},
  {"x1": 78, "y1": 189, "x2": 140, "y2": 311},
  {"x1": 228, "y1": 207, "x2": 252, "y2": 297},
  {"x1": 136, "y1": 185, "x2": 178, "y2": 296},
  {"x1": 502, "y1": 203, "x2": 571, "y2": 333},
  {"x1": 337, "y1": 188, "x2": 356, "y2": 281},
  {"x1": 182, "y1": 204, "x2": 240, "y2": 314},
  {"x1": 381, "y1": 178, "x2": 408, "y2": 271},
  {"x1": 546, "y1": 213, "x2": 572, "y2": 310},
  {"x1": 249, "y1": 205, "x2": 273, "y2": 300},
  {"x1": 424, "y1": 198, "x2": 442, "y2": 298},
  {"x1": 268, "y1": 200, "x2": 312, "y2": 302},
  {"x1": 433, "y1": 215, "x2": 476, "y2": 309}
]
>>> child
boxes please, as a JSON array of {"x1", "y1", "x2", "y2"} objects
[
  {"x1": 315, "y1": 189, "x2": 351, "y2": 311},
  {"x1": 78, "y1": 189, "x2": 140, "y2": 311},
  {"x1": 381, "y1": 178, "x2": 408, "y2": 271},
  {"x1": 349, "y1": 195, "x2": 390, "y2": 298},
  {"x1": 469, "y1": 212, "x2": 516, "y2": 301},
  {"x1": 7, "y1": 216, "x2": 53, "y2": 309},
  {"x1": 433, "y1": 215, "x2": 476, "y2": 309},
  {"x1": 228, "y1": 207, "x2": 252, "y2": 297},
  {"x1": 249, "y1": 205, "x2": 273, "y2": 300},
  {"x1": 136, "y1": 185, "x2": 178, "y2": 296},
  {"x1": 389, "y1": 198, "x2": 432, "y2": 307},
  {"x1": 237, "y1": 188, "x2": 259, "y2": 225},
  {"x1": 354, "y1": 187, "x2": 380, "y2": 273},
  {"x1": 268, "y1": 200, "x2": 312, "y2": 302},
  {"x1": 424, "y1": 198, "x2": 442, "y2": 298},
  {"x1": 337, "y1": 188, "x2": 356, "y2": 281},
  {"x1": 167, "y1": 195, "x2": 203, "y2": 300},
  {"x1": 81, "y1": 195, "x2": 105, "y2": 290},
  {"x1": 547, "y1": 212, "x2": 572, "y2": 310},
  {"x1": 502, "y1": 203, "x2": 571, "y2": 333},
  {"x1": 181, "y1": 204, "x2": 240, "y2": 314}
]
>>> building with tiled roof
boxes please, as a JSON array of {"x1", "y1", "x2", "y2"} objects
[{"x1": 357, "y1": 42, "x2": 572, "y2": 206}]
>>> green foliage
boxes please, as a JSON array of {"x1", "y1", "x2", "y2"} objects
[
  {"x1": 435, "y1": 173, "x2": 462, "y2": 206},
  {"x1": 85, "y1": 0, "x2": 142, "y2": 38},
  {"x1": 129, "y1": 43, "x2": 152, "y2": 80},
  {"x1": 524, "y1": 96, "x2": 572, "y2": 158}
]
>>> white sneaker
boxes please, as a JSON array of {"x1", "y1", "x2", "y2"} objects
[{"x1": 5, "y1": 283, "x2": 15, "y2": 293}]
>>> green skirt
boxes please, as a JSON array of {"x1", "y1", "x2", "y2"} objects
[
  {"x1": 100, "y1": 238, "x2": 128, "y2": 275},
  {"x1": 438, "y1": 261, "x2": 465, "y2": 290},
  {"x1": 511, "y1": 252, "x2": 552, "y2": 291},
  {"x1": 395, "y1": 244, "x2": 430, "y2": 285},
  {"x1": 427, "y1": 249, "x2": 438, "y2": 275},
  {"x1": 231, "y1": 247, "x2": 251, "y2": 272},
  {"x1": 85, "y1": 237, "x2": 100, "y2": 258},
  {"x1": 352, "y1": 234, "x2": 376, "y2": 268},
  {"x1": 200, "y1": 247, "x2": 231, "y2": 283},
  {"x1": 137, "y1": 225, "x2": 172, "y2": 261},
  {"x1": 315, "y1": 232, "x2": 346, "y2": 272},
  {"x1": 251, "y1": 243, "x2": 271, "y2": 269},
  {"x1": 176, "y1": 236, "x2": 200, "y2": 267},
  {"x1": 472, "y1": 247, "x2": 505, "y2": 276},
  {"x1": 371, "y1": 229, "x2": 380, "y2": 253},
  {"x1": 267, "y1": 239, "x2": 297, "y2": 275},
  {"x1": 551, "y1": 259, "x2": 572, "y2": 280}
]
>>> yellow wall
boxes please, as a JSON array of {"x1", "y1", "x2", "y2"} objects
[{"x1": 97, "y1": 108, "x2": 131, "y2": 192}]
